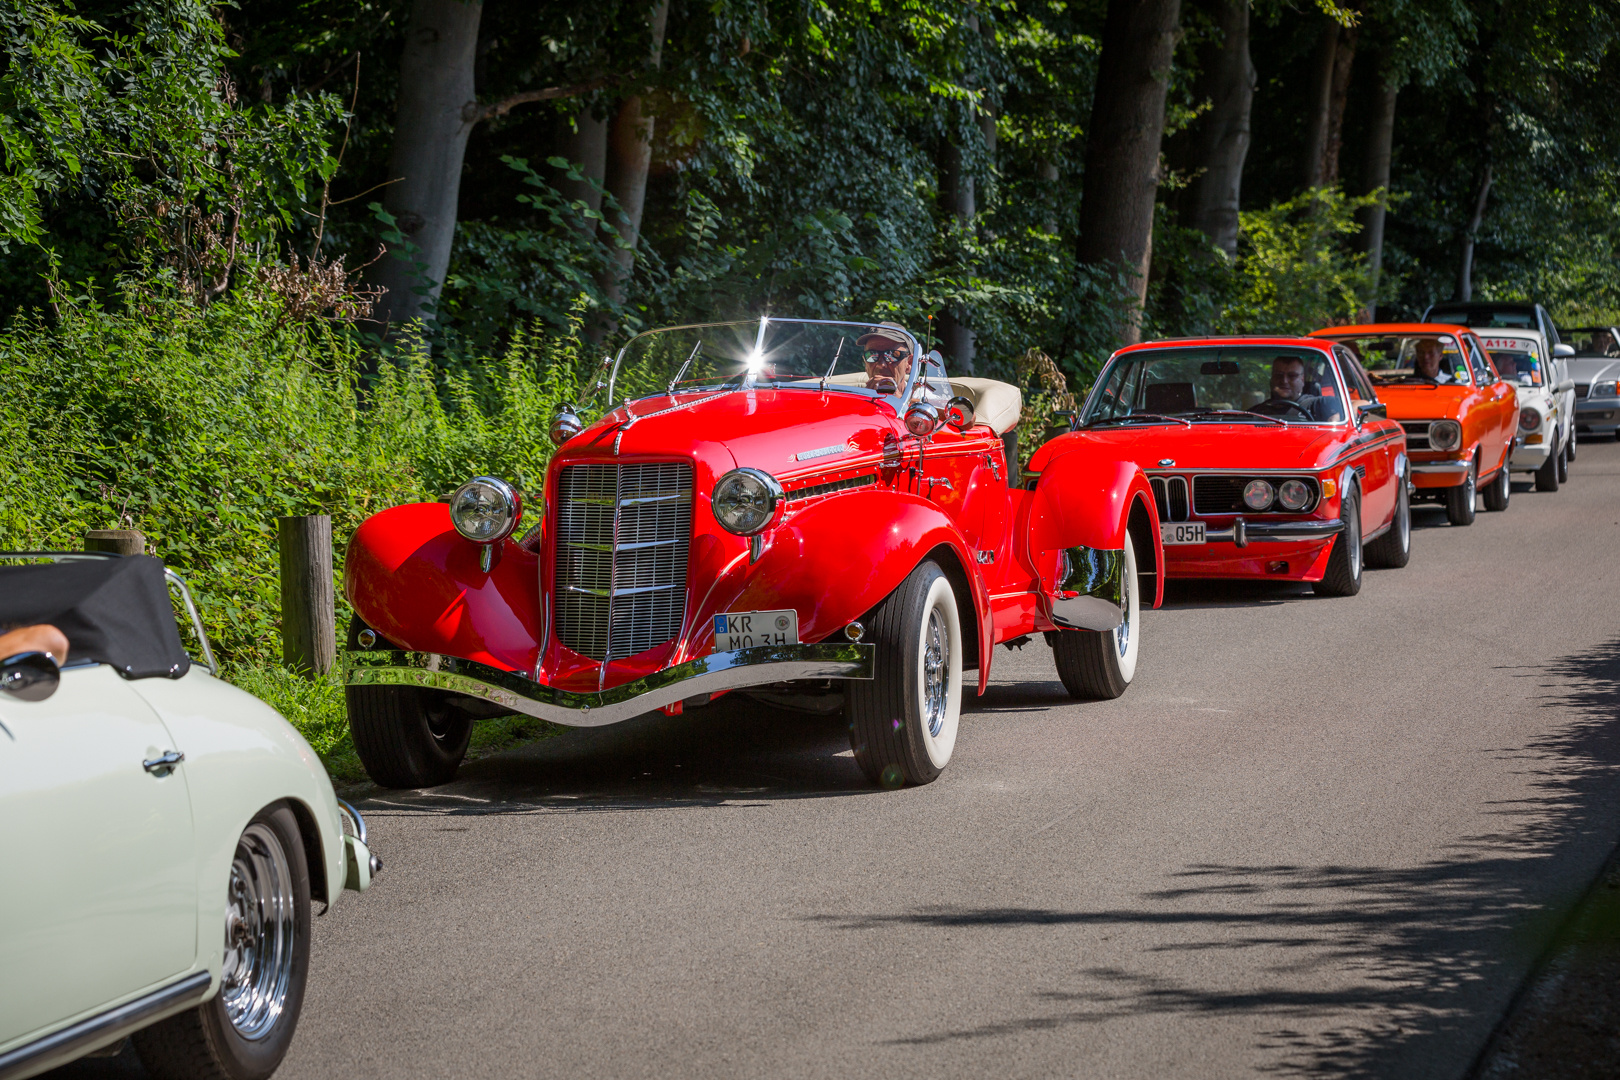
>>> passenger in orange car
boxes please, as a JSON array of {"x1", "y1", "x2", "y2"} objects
[{"x1": 1413, "y1": 338, "x2": 1457, "y2": 384}]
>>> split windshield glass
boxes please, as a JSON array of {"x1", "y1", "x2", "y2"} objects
[
  {"x1": 611, "y1": 319, "x2": 920, "y2": 407},
  {"x1": 1081, "y1": 345, "x2": 1348, "y2": 426},
  {"x1": 1324, "y1": 334, "x2": 1475, "y2": 386}
]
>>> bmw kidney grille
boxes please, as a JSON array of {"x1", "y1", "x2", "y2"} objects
[{"x1": 555, "y1": 463, "x2": 693, "y2": 661}]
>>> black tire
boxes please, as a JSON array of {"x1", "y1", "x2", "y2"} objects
[
  {"x1": 1365, "y1": 471, "x2": 1411, "y2": 568},
  {"x1": 1482, "y1": 461, "x2": 1511, "y2": 512},
  {"x1": 348, "y1": 684, "x2": 472, "y2": 788},
  {"x1": 1555, "y1": 438, "x2": 1569, "y2": 483},
  {"x1": 1566, "y1": 426, "x2": 1577, "y2": 461},
  {"x1": 1534, "y1": 443, "x2": 1560, "y2": 492},
  {"x1": 1446, "y1": 456, "x2": 1479, "y2": 525},
  {"x1": 847, "y1": 560, "x2": 963, "y2": 788},
  {"x1": 1314, "y1": 486, "x2": 1363, "y2": 596},
  {"x1": 133, "y1": 805, "x2": 311, "y2": 1080},
  {"x1": 1051, "y1": 532, "x2": 1141, "y2": 699}
]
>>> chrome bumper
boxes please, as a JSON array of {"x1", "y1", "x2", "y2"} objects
[
  {"x1": 1201, "y1": 518, "x2": 1344, "y2": 548},
  {"x1": 1049, "y1": 545, "x2": 1126, "y2": 631},
  {"x1": 1411, "y1": 462, "x2": 1470, "y2": 477},
  {"x1": 345, "y1": 642, "x2": 875, "y2": 729},
  {"x1": 336, "y1": 799, "x2": 379, "y2": 892}
]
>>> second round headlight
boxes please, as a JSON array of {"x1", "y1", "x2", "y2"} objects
[
  {"x1": 1428, "y1": 419, "x2": 1463, "y2": 451},
  {"x1": 1277, "y1": 478, "x2": 1313, "y2": 510},
  {"x1": 449, "y1": 476, "x2": 521, "y2": 543},
  {"x1": 712, "y1": 468, "x2": 782, "y2": 535},
  {"x1": 1243, "y1": 479, "x2": 1275, "y2": 510}
]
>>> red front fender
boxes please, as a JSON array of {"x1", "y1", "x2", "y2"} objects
[
  {"x1": 1028, "y1": 448, "x2": 1164, "y2": 609},
  {"x1": 343, "y1": 502, "x2": 541, "y2": 673}
]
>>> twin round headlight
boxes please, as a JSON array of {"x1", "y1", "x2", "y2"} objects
[
  {"x1": 1242, "y1": 478, "x2": 1315, "y2": 512},
  {"x1": 1428, "y1": 419, "x2": 1463, "y2": 452},
  {"x1": 712, "y1": 468, "x2": 782, "y2": 536},
  {"x1": 1518, "y1": 406, "x2": 1542, "y2": 431},
  {"x1": 449, "y1": 476, "x2": 522, "y2": 543}
]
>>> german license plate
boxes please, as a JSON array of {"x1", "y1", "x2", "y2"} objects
[
  {"x1": 713, "y1": 609, "x2": 799, "y2": 652},
  {"x1": 1161, "y1": 521, "x2": 1206, "y2": 545}
]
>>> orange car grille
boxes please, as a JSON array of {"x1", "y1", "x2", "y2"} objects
[{"x1": 554, "y1": 462, "x2": 693, "y2": 661}]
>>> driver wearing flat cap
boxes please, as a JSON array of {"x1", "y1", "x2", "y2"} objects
[{"x1": 857, "y1": 322, "x2": 914, "y2": 392}]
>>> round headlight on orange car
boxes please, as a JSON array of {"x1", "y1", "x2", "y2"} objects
[
  {"x1": 1428, "y1": 419, "x2": 1463, "y2": 452},
  {"x1": 449, "y1": 476, "x2": 522, "y2": 543}
]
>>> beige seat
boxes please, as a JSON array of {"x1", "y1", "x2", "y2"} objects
[
  {"x1": 948, "y1": 378, "x2": 1022, "y2": 434},
  {"x1": 823, "y1": 373, "x2": 1023, "y2": 434}
]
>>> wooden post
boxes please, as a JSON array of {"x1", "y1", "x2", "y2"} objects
[
  {"x1": 84, "y1": 529, "x2": 146, "y2": 556},
  {"x1": 278, "y1": 515, "x2": 336, "y2": 677}
]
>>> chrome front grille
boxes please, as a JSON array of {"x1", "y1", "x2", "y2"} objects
[
  {"x1": 554, "y1": 462, "x2": 693, "y2": 661},
  {"x1": 1150, "y1": 476, "x2": 1190, "y2": 522},
  {"x1": 1399, "y1": 421, "x2": 1431, "y2": 450}
]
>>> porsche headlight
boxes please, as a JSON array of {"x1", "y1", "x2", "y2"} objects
[
  {"x1": 712, "y1": 468, "x2": 782, "y2": 536},
  {"x1": 1277, "y1": 479, "x2": 1313, "y2": 511},
  {"x1": 1518, "y1": 407, "x2": 1541, "y2": 431},
  {"x1": 1428, "y1": 420, "x2": 1463, "y2": 452},
  {"x1": 1242, "y1": 479, "x2": 1275, "y2": 511},
  {"x1": 449, "y1": 477, "x2": 522, "y2": 543}
]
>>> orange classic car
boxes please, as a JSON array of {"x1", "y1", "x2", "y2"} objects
[{"x1": 1311, "y1": 323, "x2": 1518, "y2": 525}]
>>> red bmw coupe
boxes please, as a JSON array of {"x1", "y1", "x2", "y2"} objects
[{"x1": 1034, "y1": 335, "x2": 1411, "y2": 595}]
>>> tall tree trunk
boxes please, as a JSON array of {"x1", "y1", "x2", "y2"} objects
[
  {"x1": 1457, "y1": 163, "x2": 1492, "y2": 301},
  {"x1": 1319, "y1": 25, "x2": 1358, "y2": 186},
  {"x1": 1355, "y1": 77, "x2": 1397, "y2": 319},
  {"x1": 1185, "y1": 0, "x2": 1254, "y2": 257},
  {"x1": 936, "y1": 141, "x2": 976, "y2": 373},
  {"x1": 556, "y1": 106, "x2": 608, "y2": 235},
  {"x1": 598, "y1": 0, "x2": 671, "y2": 315},
  {"x1": 368, "y1": 0, "x2": 484, "y2": 332},
  {"x1": 1075, "y1": 0, "x2": 1183, "y2": 344},
  {"x1": 1303, "y1": 19, "x2": 1338, "y2": 188}
]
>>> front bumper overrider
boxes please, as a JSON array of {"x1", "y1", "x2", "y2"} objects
[{"x1": 346, "y1": 642, "x2": 875, "y2": 728}]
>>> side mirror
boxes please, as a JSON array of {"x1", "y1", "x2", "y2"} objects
[
  {"x1": 1553, "y1": 343, "x2": 1576, "y2": 358},
  {"x1": 1, "y1": 651, "x2": 60, "y2": 702},
  {"x1": 904, "y1": 400, "x2": 944, "y2": 437},
  {"x1": 1356, "y1": 401, "x2": 1388, "y2": 423},
  {"x1": 944, "y1": 396, "x2": 976, "y2": 431}
]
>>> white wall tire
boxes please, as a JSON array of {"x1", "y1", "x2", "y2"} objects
[
  {"x1": 847, "y1": 560, "x2": 963, "y2": 787},
  {"x1": 1052, "y1": 533, "x2": 1140, "y2": 699}
]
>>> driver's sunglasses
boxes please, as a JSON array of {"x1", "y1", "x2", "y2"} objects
[{"x1": 865, "y1": 350, "x2": 909, "y2": 367}]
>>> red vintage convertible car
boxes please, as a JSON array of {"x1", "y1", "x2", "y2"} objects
[
  {"x1": 1311, "y1": 323, "x2": 1518, "y2": 524},
  {"x1": 343, "y1": 319, "x2": 1164, "y2": 790},
  {"x1": 1044, "y1": 335, "x2": 1410, "y2": 594}
]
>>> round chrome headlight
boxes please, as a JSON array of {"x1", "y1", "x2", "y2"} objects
[
  {"x1": 1518, "y1": 406, "x2": 1541, "y2": 431},
  {"x1": 1277, "y1": 479, "x2": 1313, "y2": 511},
  {"x1": 1242, "y1": 479, "x2": 1275, "y2": 511},
  {"x1": 1428, "y1": 419, "x2": 1463, "y2": 451},
  {"x1": 449, "y1": 477, "x2": 522, "y2": 543},
  {"x1": 712, "y1": 468, "x2": 782, "y2": 536}
]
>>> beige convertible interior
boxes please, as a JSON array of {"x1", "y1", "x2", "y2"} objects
[{"x1": 823, "y1": 373, "x2": 1023, "y2": 434}]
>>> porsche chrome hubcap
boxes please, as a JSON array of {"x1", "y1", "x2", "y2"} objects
[
  {"x1": 923, "y1": 608, "x2": 948, "y2": 737},
  {"x1": 220, "y1": 823, "x2": 296, "y2": 1040}
]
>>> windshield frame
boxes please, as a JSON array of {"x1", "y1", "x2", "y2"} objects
[
  {"x1": 609, "y1": 317, "x2": 924, "y2": 410},
  {"x1": 1078, "y1": 342, "x2": 1352, "y2": 428}
]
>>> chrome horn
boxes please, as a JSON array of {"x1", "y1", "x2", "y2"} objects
[{"x1": 549, "y1": 403, "x2": 584, "y2": 446}]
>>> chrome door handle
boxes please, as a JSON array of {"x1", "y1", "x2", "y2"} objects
[{"x1": 143, "y1": 750, "x2": 184, "y2": 775}]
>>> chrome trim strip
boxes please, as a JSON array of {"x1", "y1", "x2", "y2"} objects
[
  {"x1": 336, "y1": 798, "x2": 367, "y2": 846},
  {"x1": 1411, "y1": 463, "x2": 1470, "y2": 475},
  {"x1": 1049, "y1": 546, "x2": 1125, "y2": 632},
  {"x1": 346, "y1": 643, "x2": 876, "y2": 729},
  {"x1": 0, "y1": 971, "x2": 211, "y2": 1080},
  {"x1": 564, "y1": 582, "x2": 683, "y2": 598},
  {"x1": 1201, "y1": 518, "x2": 1345, "y2": 546}
]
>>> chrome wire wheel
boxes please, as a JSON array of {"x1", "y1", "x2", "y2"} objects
[
  {"x1": 923, "y1": 609, "x2": 948, "y2": 738},
  {"x1": 220, "y1": 822, "x2": 297, "y2": 1041}
]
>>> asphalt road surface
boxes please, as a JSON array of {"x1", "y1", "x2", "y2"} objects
[{"x1": 61, "y1": 439, "x2": 1620, "y2": 1080}]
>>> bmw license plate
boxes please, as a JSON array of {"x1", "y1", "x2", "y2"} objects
[
  {"x1": 1160, "y1": 522, "x2": 1206, "y2": 545},
  {"x1": 714, "y1": 609, "x2": 799, "y2": 652}
]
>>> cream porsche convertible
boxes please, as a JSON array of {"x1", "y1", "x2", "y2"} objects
[{"x1": 0, "y1": 553, "x2": 376, "y2": 1080}]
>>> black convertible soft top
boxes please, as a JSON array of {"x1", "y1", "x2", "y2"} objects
[{"x1": 0, "y1": 556, "x2": 191, "y2": 679}]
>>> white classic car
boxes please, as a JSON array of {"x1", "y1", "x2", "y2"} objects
[
  {"x1": 1478, "y1": 331, "x2": 1577, "y2": 491},
  {"x1": 0, "y1": 553, "x2": 376, "y2": 1080}
]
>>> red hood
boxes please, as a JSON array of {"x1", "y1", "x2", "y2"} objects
[
  {"x1": 1032, "y1": 422, "x2": 1347, "y2": 473},
  {"x1": 1374, "y1": 384, "x2": 1472, "y2": 422}
]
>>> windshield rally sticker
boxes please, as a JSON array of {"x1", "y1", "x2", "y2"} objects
[{"x1": 796, "y1": 443, "x2": 847, "y2": 462}]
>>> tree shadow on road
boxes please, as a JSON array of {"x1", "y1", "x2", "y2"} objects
[{"x1": 804, "y1": 637, "x2": 1620, "y2": 1079}]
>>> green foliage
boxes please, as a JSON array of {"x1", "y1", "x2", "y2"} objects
[
  {"x1": 1224, "y1": 188, "x2": 1378, "y2": 333},
  {"x1": 0, "y1": 277, "x2": 582, "y2": 666}
]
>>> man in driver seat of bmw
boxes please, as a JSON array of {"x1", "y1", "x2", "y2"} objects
[
  {"x1": 1253, "y1": 355, "x2": 1340, "y2": 420},
  {"x1": 858, "y1": 322, "x2": 914, "y2": 391}
]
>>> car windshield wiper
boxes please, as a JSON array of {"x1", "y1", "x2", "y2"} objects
[
  {"x1": 1084, "y1": 413, "x2": 1194, "y2": 428},
  {"x1": 1186, "y1": 410, "x2": 1287, "y2": 426}
]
